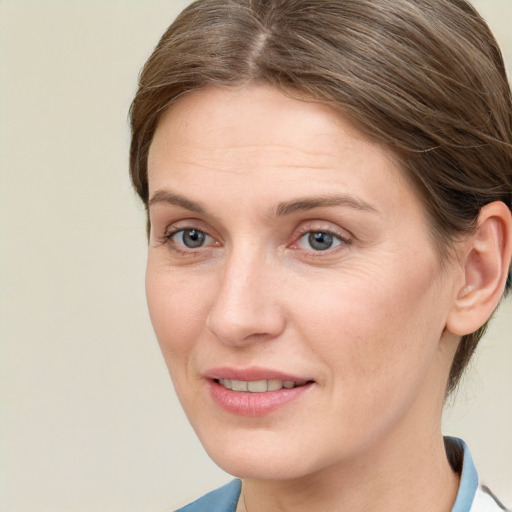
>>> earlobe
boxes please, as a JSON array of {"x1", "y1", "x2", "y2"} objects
[{"x1": 446, "y1": 201, "x2": 512, "y2": 336}]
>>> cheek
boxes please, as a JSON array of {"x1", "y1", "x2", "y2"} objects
[
  {"x1": 286, "y1": 267, "x2": 449, "y2": 455},
  {"x1": 145, "y1": 263, "x2": 212, "y2": 362},
  {"x1": 295, "y1": 260, "x2": 447, "y2": 389}
]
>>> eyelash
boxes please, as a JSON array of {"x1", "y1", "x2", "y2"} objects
[
  {"x1": 160, "y1": 223, "x2": 351, "y2": 257},
  {"x1": 290, "y1": 224, "x2": 351, "y2": 256},
  {"x1": 161, "y1": 226, "x2": 217, "y2": 256}
]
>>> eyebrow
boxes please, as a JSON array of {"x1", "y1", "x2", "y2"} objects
[
  {"x1": 272, "y1": 195, "x2": 379, "y2": 217},
  {"x1": 148, "y1": 190, "x2": 207, "y2": 215},
  {"x1": 148, "y1": 189, "x2": 379, "y2": 217}
]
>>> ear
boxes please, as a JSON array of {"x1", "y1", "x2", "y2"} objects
[{"x1": 446, "y1": 201, "x2": 512, "y2": 336}]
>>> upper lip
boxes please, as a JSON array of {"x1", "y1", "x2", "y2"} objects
[{"x1": 205, "y1": 366, "x2": 313, "y2": 382}]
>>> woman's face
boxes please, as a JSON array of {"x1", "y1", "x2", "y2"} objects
[{"x1": 146, "y1": 85, "x2": 461, "y2": 480}]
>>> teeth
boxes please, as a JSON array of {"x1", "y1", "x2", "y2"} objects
[
  {"x1": 267, "y1": 379, "x2": 282, "y2": 391},
  {"x1": 231, "y1": 380, "x2": 248, "y2": 392},
  {"x1": 219, "y1": 378, "x2": 231, "y2": 389},
  {"x1": 247, "y1": 380, "x2": 267, "y2": 392},
  {"x1": 217, "y1": 379, "x2": 307, "y2": 392}
]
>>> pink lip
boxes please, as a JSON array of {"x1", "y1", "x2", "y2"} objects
[{"x1": 205, "y1": 366, "x2": 315, "y2": 417}]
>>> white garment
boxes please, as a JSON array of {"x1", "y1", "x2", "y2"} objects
[{"x1": 472, "y1": 488, "x2": 509, "y2": 512}]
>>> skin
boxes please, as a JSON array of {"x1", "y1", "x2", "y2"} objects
[{"x1": 145, "y1": 85, "x2": 467, "y2": 512}]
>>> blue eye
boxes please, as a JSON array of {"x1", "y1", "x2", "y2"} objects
[
  {"x1": 298, "y1": 231, "x2": 343, "y2": 251},
  {"x1": 171, "y1": 229, "x2": 209, "y2": 248}
]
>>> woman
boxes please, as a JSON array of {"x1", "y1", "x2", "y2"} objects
[{"x1": 129, "y1": 0, "x2": 512, "y2": 510}]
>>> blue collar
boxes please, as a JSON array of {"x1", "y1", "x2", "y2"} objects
[
  {"x1": 447, "y1": 437, "x2": 479, "y2": 512},
  {"x1": 175, "y1": 479, "x2": 241, "y2": 512}
]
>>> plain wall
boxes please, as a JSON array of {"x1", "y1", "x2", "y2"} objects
[{"x1": 0, "y1": 1, "x2": 510, "y2": 510}]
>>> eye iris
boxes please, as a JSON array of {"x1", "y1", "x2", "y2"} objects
[
  {"x1": 182, "y1": 229, "x2": 205, "y2": 248},
  {"x1": 308, "y1": 232, "x2": 333, "y2": 251}
]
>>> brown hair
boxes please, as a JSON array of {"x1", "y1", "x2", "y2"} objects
[{"x1": 129, "y1": 0, "x2": 512, "y2": 395}]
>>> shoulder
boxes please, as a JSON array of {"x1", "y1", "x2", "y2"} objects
[{"x1": 173, "y1": 479, "x2": 242, "y2": 512}]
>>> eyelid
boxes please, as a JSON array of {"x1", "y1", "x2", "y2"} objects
[
  {"x1": 287, "y1": 221, "x2": 353, "y2": 258},
  {"x1": 166, "y1": 227, "x2": 212, "y2": 245},
  {"x1": 158, "y1": 218, "x2": 216, "y2": 239},
  {"x1": 157, "y1": 219, "x2": 221, "y2": 253},
  {"x1": 290, "y1": 221, "x2": 352, "y2": 244},
  {"x1": 296, "y1": 231, "x2": 344, "y2": 250},
  {"x1": 155, "y1": 218, "x2": 351, "y2": 255}
]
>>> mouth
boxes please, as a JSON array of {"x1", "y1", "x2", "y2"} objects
[
  {"x1": 206, "y1": 369, "x2": 315, "y2": 416},
  {"x1": 215, "y1": 378, "x2": 311, "y2": 392}
]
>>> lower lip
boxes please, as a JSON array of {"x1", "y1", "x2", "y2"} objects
[{"x1": 208, "y1": 380, "x2": 313, "y2": 417}]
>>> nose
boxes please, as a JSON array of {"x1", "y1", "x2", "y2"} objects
[{"x1": 205, "y1": 249, "x2": 286, "y2": 347}]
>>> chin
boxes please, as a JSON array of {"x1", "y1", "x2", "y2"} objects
[
  {"x1": 195, "y1": 426, "x2": 329, "y2": 481},
  {"x1": 209, "y1": 449, "x2": 312, "y2": 480}
]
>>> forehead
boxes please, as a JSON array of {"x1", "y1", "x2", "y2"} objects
[{"x1": 147, "y1": 84, "x2": 421, "y2": 222}]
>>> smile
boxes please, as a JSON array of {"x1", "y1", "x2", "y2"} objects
[
  {"x1": 216, "y1": 378, "x2": 309, "y2": 392},
  {"x1": 209, "y1": 376, "x2": 314, "y2": 416}
]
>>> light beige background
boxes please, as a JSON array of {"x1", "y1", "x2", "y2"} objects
[{"x1": 0, "y1": 1, "x2": 510, "y2": 511}]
